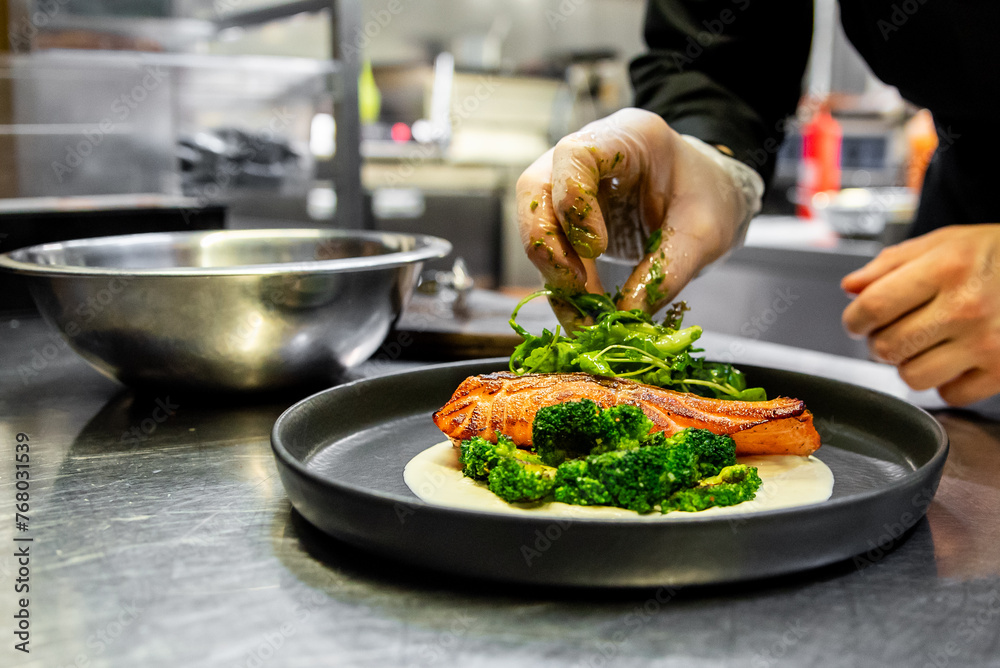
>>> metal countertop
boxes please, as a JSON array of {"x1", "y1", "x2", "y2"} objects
[{"x1": 2, "y1": 312, "x2": 999, "y2": 668}]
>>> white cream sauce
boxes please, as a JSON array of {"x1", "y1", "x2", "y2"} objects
[{"x1": 403, "y1": 441, "x2": 834, "y2": 520}]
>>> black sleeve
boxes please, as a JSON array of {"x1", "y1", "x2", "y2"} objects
[{"x1": 630, "y1": 0, "x2": 813, "y2": 187}]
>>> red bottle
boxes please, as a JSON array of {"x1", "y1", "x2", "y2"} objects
[{"x1": 797, "y1": 105, "x2": 842, "y2": 218}]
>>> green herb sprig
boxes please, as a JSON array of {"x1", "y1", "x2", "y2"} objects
[{"x1": 508, "y1": 289, "x2": 766, "y2": 401}]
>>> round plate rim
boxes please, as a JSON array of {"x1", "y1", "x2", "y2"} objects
[{"x1": 270, "y1": 358, "x2": 949, "y2": 528}]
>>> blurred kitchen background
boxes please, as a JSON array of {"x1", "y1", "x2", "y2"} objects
[{"x1": 0, "y1": 0, "x2": 934, "y2": 358}]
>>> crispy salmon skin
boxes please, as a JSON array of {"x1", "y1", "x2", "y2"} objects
[{"x1": 432, "y1": 372, "x2": 821, "y2": 457}]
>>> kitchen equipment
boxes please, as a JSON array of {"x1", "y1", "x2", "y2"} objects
[
  {"x1": 271, "y1": 358, "x2": 947, "y2": 588},
  {"x1": 812, "y1": 187, "x2": 917, "y2": 240},
  {"x1": 0, "y1": 194, "x2": 225, "y2": 313},
  {"x1": 3, "y1": 0, "x2": 363, "y2": 226},
  {"x1": 0, "y1": 228, "x2": 450, "y2": 391}
]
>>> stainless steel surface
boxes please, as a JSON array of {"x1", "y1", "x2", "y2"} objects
[
  {"x1": 2, "y1": 313, "x2": 1000, "y2": 668},
  {"x1": 5, "y1": 0, "x2": 362, "y2": 228},
  {"x1": 2, "y1": 51, "x2": 175, "y2": 198},
  {"x1": 0, "y1": 229, "x2": 450, "y2": 391},
  {"x1": 0, "y1": 194, "x2": 225, "y2": 312},
  {"x1": 330, "y1": 0, "x2": 364, "y2": 230}
]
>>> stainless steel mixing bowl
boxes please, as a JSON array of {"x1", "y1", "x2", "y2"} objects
[{"x1": 0, "y1": 228, "x2": 451, "y2": 391}]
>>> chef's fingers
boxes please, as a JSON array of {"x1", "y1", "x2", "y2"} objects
[
  {"x1": 895, "y1": 339, "x2": 972, "y2": 392},
  {"x1": 580, "y1": 258, "x2": 604, "y2": 293},
  {"x1": 517, "y1": 152, "x2": 606, "y2": 331},
  {"x1": 550, "y1": 115, "x2": 643, "y2": 260},
  {"x1": 546, "y1": 295, "x2": 587, "y2": 333},
  {"x1": 615, "y1": 133, "x2": 746, "y2": 314},
  {"x1": 865, "y1": 296, "x2": 953, "y2": 364},
  {"x1": 842, "y1": 256, "x2": 940, "y2": 337},
  {"x1": 546, "y1": 259, "x2": 605, "y2": 332},
  {"x1": 517, "y1": 150, "x2": 589, "y2": 293},
  {"x1": 617, "y1": 225, "x2": 703, "y2": 314},
  {"x1": 937, "y1": 368, "x2": 1000, "y2": 406},
  {"x1": 841, "y1": 234, "x2": 939, "y2": 294}
]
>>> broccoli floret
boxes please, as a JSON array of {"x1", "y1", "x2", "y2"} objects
[
  {"x1": 532, "y1": 399, "x2": 603, "y2": 466},
  {"x1": 488, "y1": 458, "x2": 557, "y2": 503},
  {"x1": 581, "y1": 444, "x2": 701, "y2": 513},
  {"x1": 459, "y1": 435, "x2": 512, "y2": 480},
  {"x1": 550, "y1": 429, "x2": 744, "y2": 514},
  {"x1": 593, "y1": 404, "x2": 656, "y2": 452},
  {"x1": 552, "y1": 459, "x2": 613, "y2": 506},
  {"x1": 459, "y1": 435, "x2": 545, "y2": 481},
  {"x1": 462, "y1": 409, "x2": 747, "y2": 514},
  {"x1": 664, "y1": 428, "x2": 738, "y2": 478},
  {"x1": 662, "y1": 464, "x2": 762, "y2": 513},
  {"x1": 533, "y1": 400, "x2": 666, "y2": 464},
  {"x1": 459, "y1": 434, "x2": 554, "y2": 502}
]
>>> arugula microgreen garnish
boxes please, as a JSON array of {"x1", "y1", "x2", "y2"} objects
[{"x1": 508, "y1": 289, "x2": 766, "y2": 401}]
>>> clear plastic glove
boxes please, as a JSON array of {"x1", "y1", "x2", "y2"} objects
[
  {"x1": 842, "y1": 224, "x2": 1000, "y2": 405},
  {"x1": 516, "y1": 108, "x2": 762, "y2": 330}
]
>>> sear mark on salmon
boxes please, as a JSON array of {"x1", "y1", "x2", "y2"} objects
[{"x1": 432, "y1": 372, "x2": 821, "y2": 457}]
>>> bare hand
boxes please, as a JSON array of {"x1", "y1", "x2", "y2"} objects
[{"x1": 842, "y1": 224, "x2": 1000, "y2": 405}]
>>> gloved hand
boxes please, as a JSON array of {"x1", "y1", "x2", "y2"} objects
[
  {"x1": 516, "y1": 107, "x2": 763, "y2": 330},
  {"x1": 842, "y1": 224, "x2": 1000, "y2": 405}
]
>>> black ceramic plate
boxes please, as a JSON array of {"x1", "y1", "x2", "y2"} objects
[{"x1": 271, "y1": 359, "x2": 948, "y2": 588}]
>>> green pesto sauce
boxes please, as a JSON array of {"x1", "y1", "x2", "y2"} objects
[
  {"x1": 566, "y1": 224, "x2": 600, "y2": 258},
  {"x1": 532, "y1": 240, "x2": 555, "y2": 263},
  {"x1": 587, "y1": 146, "x2": 603, "y2": 174},
  {"x1": 529, "y1": 200, "x2": 539, "y2": 212},
  {"x1": 644, "y1": 229, "x2": 663, "y2": 255},
  {"x1": 645, "y1": 258, "x2": 669, "y2": 307},
  {"x1": 564, "y1": 200, "x2": 593, "y2": 222}
]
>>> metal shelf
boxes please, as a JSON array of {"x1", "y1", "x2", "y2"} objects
[{"x1": 11, "y1": 0, "x2": 362, "y2": 228}]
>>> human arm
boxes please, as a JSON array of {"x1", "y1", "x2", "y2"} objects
[
  {"x1": 517, "y1": 1, "x2": 812, "y2": 329},
  {"x1": 841, "y1": 225, "x2": 1000, "y2": 405},
  {"x1": 631, "y1": 0, "x2": 813, "y2": 189}
]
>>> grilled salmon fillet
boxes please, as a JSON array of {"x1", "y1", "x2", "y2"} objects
[{"x1": 432, "y1": 372, "x2": 821, "y2": 457}]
